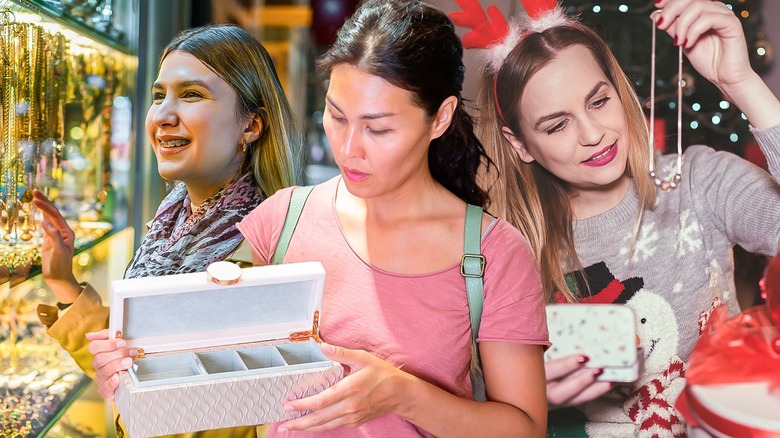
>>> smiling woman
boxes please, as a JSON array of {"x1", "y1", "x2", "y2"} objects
[
  {"x1": 148, "y1": 50, "x2": 251, "y2": 207},
  {"x1": 33, "y1": 23, "x2": 307, "y2": 438},
  {"x1": 467, "y1": 0, "x2": 780, "y2": 435}
]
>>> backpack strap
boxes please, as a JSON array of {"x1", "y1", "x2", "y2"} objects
[
  {"x1": 271, "y1": 186, "x2": 314, "y2": 265},
  {"x1": 462, "y1": 203, "x2": 486, "y2": 401},
  {"x1": 462, "y1": 204, "x2": 485, "y2": 342}
]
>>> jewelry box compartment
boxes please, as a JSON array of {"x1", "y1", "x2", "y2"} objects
[{"x1": 130, "y1": 339, "x2": 332, "y2": 387}]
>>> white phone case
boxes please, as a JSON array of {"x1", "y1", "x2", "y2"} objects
[{"x1": 545, "y1": 304, "x2": 641, "y2": 383}]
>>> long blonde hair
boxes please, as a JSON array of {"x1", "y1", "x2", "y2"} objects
[{"x1": 477, "y1": 25, "x2": 655, "y2": 302}]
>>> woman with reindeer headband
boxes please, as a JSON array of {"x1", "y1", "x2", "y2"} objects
[
  {"x1": 87, "y1": 1, "x2": 550, "y2": 436},
  {"x1": 453, "y1": 0, "x2": 780, "y2": 435}
]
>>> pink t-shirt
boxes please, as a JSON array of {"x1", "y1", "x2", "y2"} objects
[{"x1": 236, "y1": 177, "x2": 548, "y2": 437}]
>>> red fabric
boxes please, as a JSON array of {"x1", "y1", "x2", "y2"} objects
[
  {"x1": 450, "y1": 0, "x2": 509, "y2": 49},
  {"x1": 744, "y1": 141, "x2": 768, "y2": 170},
  {"x1": 625, "y1": 359, "x2": 687, "y2": 437},
  {"x1": 521, "y1": 0, "x2": 558, "y2": 20},
  {"x1": 765, "y1": 255, "x2": 780, "y2": 328},
  {"x1": 684, "y1": 305, "x2": 780, "y2": 389},
  {"x1": 676, "y1": 256, "x2": 780, "y2": 436}
]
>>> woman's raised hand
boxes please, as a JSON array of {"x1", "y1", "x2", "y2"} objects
[
  {"x1": 32, "y1": 189, "x2": 81, "y2": 303},
  {"x1": 654, "y1": 0, "x2": 750, "y2": 93},
  {"x1": 654, "y1": 0, "x2": 780, "y2": 128}
]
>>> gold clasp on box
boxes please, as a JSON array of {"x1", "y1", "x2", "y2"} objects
[{"x1": 290, "y1": 311, "x2": 320, "y2": 342}]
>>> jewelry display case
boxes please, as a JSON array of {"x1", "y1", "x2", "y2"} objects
[
  {"x1": 2, "y1": 227, "x2": 134, "y2": 437},
  {"x1": 0, "y1": 0, "x2": 139, "y2": 436},
  {"x1": 0, "y1": 0, "x2": 138, "y2": 287}
]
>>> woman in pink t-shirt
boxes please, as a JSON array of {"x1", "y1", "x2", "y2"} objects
[
  {"x1": 237, "y1": 1, "x2": 548, "y2": 436},
  {"x1": 89, "y1": 1, "x2": 549, "y2": 436}
]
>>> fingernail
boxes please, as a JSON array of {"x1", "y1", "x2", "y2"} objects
[
  {"x1": 674, "y1": 36, "x2": 678, "y2": 45},
  {"x1": 654, "y1": 0, "x2": 661, "y2": 4},
  {"x1": 121, "y1": 357, "x2": 132, "y2": 367},
  {"x1": 682, "y1": 39, "x2": 688, "y2": 48},
  {"x1": 656, "y1": 17, "x2": 663, "y2": 27},
  {"x1": 115, "y1": 340, "x2": 126, "y2": 348},
  {"x1": 283, "y1": 404, "x2": 294, "y2": 411},
  {"x1": 321, "y1": 343, "x2": 333, "y2": 353},
  {"x1": 128, "y1": 349, "x2": 138, "y2": 358},
  {"x1": 594, "y1": 368, "x2": 605, "y2": 377},
  {"x1": 577, "y1": 355, "x2": 590, "y2": 364},
  {"x1": 277, "y1": 428, "x2": 288, "y2": 433}
]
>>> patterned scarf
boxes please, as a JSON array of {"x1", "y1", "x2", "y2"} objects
[{"x1": 124, "y1": 173, "x2": 262, "y2": 279}]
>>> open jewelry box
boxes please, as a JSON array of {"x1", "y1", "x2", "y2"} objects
[{"x1": 108, "y1": 261, "x2": 343, "y2": 438}]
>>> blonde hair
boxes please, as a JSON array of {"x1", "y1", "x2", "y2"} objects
[
  {"x1": 477, "y1": 25, "x2": 656, "y2": 302},
  {"x1": 163, "y1": 24, "x2": 307, "y2": 197}
]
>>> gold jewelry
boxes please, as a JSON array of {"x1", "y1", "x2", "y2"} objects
[
  {"x1": 242, "y1": 141, "x2": 248, "y2": 153},
  {"x1": 648, "y1": 14, "x2": 683, "y2": 191}
]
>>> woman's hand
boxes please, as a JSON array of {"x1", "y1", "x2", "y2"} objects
[
  {"x1": 654, "y1": 0, "x2": 780, "y2": 129},
  {"x1": 654, "y1": 0, "x2": 751, "y2": 95},
  {"x1": 87, "y1": 329, "x2": 138, "y2": 400},
  {"x1": 276, "y1": 343, "x2": 410, "y2": 432},
  {"x1": 546, "y1": 354, "x2": 612, "y2": 408},
  {"x1": 32, "y1": 189, "x2": 81, "y2": 303}
]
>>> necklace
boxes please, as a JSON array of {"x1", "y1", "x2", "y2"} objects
[{"x1": 648, "y1": 14, "x2": 683, "y2": 191}]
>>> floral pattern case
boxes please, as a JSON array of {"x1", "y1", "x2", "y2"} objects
[{"x1": 545, "y1": 304, "x2": 641, "y2": 382}]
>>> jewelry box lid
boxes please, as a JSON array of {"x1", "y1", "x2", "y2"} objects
[{"x1": 108, "y1": 261, "x2": 326, "y2": 355}]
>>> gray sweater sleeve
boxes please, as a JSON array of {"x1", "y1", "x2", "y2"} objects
[
  {"x1": 751, "y1": 123, "x2": 780, "y2": 177},
  {"x1": 689, "y1": 123, "x2": 780, "y2": 256}
]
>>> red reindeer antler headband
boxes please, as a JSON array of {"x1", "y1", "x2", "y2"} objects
[{"x1": 450, "y1": 0, "x2": 573, "y2": 73}]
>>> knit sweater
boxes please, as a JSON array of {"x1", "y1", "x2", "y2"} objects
[{"x1": 555, "y1": 124, "x2": 780, "y2": 437}]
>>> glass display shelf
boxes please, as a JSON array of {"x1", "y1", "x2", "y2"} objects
[
  {"x1": 0, "y1": 0, "x2": 137, "y2": 285},
  {"x1": 2, "y1": 228, "x2": 133, "y2": 437},
  {"x1": 1, "y1": 0, "x2": 132, "y2": 53}
]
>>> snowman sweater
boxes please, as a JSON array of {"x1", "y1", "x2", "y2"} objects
[{"x1": 560, "y1": 123, "x2": 780, "y2": 437}]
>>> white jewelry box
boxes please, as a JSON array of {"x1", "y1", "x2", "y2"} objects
[
  {"x1": 108, "y1": 261, "x2": 343, "y2": 438},
  {"x1": 545, "y1": 304, "x2": 641, "y2": 382}
]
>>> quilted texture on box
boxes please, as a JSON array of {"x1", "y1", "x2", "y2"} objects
[{"x1": 115, "y1": 363, "x2": 343, "y2": 437}]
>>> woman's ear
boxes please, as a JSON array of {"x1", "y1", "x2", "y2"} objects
[
  {"x1": 501, "y1": 126, "x2": 535, "y2": 164},
  {"x1": 242, "y1": 110, "x2": 265, "y2": 145},
  {"x1": 430, "y1": 96, "x2": 458, "y2": 141}
]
